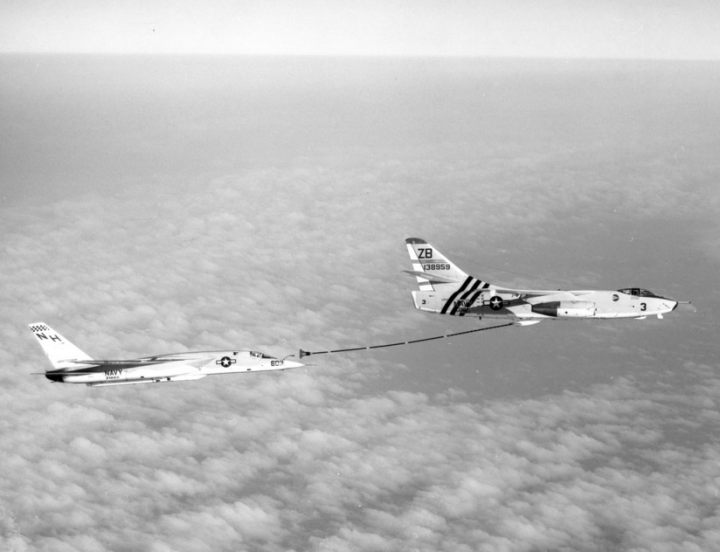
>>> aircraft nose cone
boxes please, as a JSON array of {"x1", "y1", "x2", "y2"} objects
[
  {"x1": 45, "y1": 372, "x2": 64, "y2": 382},
  {"x1": 283, "y1": 360, "x2": 304, "y2": 369}
]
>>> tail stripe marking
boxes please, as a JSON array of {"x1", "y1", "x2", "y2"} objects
[
  {"x1": 458, "y1": 289, "x2": 484, "y2": 316},
  {"x1": 451, "y1": 282, "x2": 482, "y2": 315},
  {"x1": 450, "y1": 280, "x2": 482, "y2": 315},
  {"x1": 441, "y1": 276, "x2": 474, "y2": 314},
  {"x1": 456, "y1": 282, "x2": 491, "y2": 316}
]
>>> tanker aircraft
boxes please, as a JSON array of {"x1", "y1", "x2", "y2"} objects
[
  {"x1": 29, "y1": 322, "x2": 302, "y2": 387},
  {"x1": 405, "y1": 238, "x2": 680, "y2": 326}
]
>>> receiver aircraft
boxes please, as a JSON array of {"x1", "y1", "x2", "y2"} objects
[
  {"x1": 405, "y1": 238, "x2": 680, "y2": 326},
  {"x1": 29, "y1": 322, "x2": 303, "y2": 387}
]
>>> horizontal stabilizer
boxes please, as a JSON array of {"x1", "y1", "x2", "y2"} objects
[{"x1": 402, "y1": 270, "x2": 461, "y2": 285}]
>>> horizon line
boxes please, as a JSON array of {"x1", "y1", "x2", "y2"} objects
[{"x1": 2, "y1": 51, "x2": 719, "y2": 63}]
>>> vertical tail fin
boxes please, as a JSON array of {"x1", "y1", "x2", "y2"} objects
[
  {"x1": 405, "y1": 237, "x2": 469, "y2": 290},
  {"x1": 404, "y1": 238, "x2": 493, "y2": 315},
  {"x1": 28, "y1": 322, "x2": 93, "y2": 370}
]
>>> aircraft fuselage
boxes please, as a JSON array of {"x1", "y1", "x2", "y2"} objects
[
  {"x1": 48, "y1": 350, "x2": 298, "y2": 386},
  {"x1": 411, "y1": 287, "x2": 678, "y2": 321}
]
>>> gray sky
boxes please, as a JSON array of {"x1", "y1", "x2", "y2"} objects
[
  {"x1": 1, "y1": 56, "x2": 720, "y2": 550},
  {"x1": 3, "y1": 0, "x2": 720, "y2": 59}
]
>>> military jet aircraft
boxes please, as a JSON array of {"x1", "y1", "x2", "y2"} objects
[
  {"x1": 28, "y1": 322, "x2": 303, "y2": 386},
  {"x1": 405, "y1": 238, "x2": 680, "y2": 326}
]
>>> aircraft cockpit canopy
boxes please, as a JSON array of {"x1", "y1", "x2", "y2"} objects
[
  {"x1": 617, "y1": 288, "x2": 660, "y2": 298},
  {"x1": 249, "y1": 351, "x2": 275, "y2": 359}
]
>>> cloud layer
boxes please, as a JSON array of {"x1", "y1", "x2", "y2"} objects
[{"x1": 2, "y1": 364, "x2": 719, "y2": 552}]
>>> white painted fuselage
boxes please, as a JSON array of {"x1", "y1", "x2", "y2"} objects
[
  {"x1": 411, "y1": 287, "x2": 677, "y2": 321},
  {"x1": 58, "y1": 351, "x2": 301, "y2": 387},
  {"x1": 405, "y1": 238, "x2": 680, "y2": 325},
  {"x1": 28, "y1": 323, "x2": 303, "y2": 387}
]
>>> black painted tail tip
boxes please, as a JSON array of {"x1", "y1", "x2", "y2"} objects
[{"x1": 405, "y1": 237, "x2": 426, "y2": 245}]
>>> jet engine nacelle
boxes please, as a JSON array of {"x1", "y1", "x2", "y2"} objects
[{"x1": 531, "y1": 301, "x2": 596, "y2": 318}]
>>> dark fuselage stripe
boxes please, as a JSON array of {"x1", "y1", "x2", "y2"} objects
[
  {"x1": 450, "y1": 280, "x2": 482, "y2": 315},
  {"x1": 457, "y1": 289, "x2": 484, "y2": 316},
  {"x1": 441, "y1": 276, "x2": 474, "y2": 314}
]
